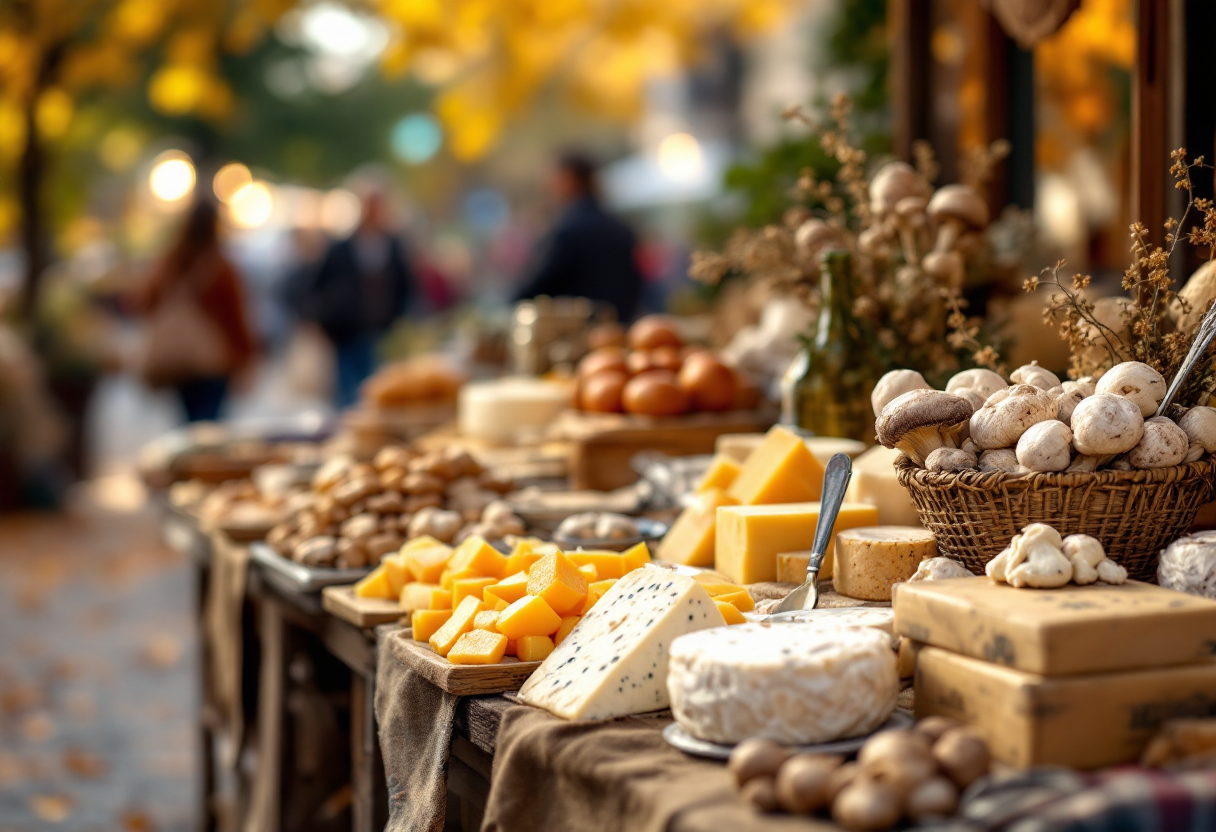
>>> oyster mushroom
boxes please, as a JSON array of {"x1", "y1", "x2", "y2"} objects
[
  {"x1": 875, "y1": 390, "x2": 974, "y2": 467},
  {"x1": 1016, "y1": 420, "x2": 1074, "y2": 473},
  {"x1": 1055, "y1": 380, "x2": 1094, "y2": 425},
  {"x1": 870, "y1": 369, "x2": 931, "y2": 418},
  {"x1": 987, "y1": 523, "x2": 1065, "y2": 584},
  {"x1": 1095, "y1": 361, "x2": 1167, "y2": 418},
  {"x1": 1007, "y1": 538, "x2": 1073, "y2": 588},
  {"x1": 1128, "y1": 416, "x2": 1188, "y2": 469},
  {"x1": 946, "y1": 368, "x2": 1007, "y2": 400},
  {"x1": 1010, "y1": 361, "x2": 1061, "y2": 391},
  {"x1": 978, "y1": 448, "x2": 1022, "y2": 474},
  {"x1": 1179, "y1": 406, "x2": 1216, "y2": 463},
  {"x1": 928, "y1": 184, "x2": 989, "y2": 252},
  {"x1": 925, "y1": 447, "x2": 978, "y2": 473},
  {"x1": 969, "y1": 384, "x2": 1058, "y2": 450},
  {"x1": 1071, "y1": 394, "x2": 1145, "y2": 456}
]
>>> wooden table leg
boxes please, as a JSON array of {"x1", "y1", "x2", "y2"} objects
[
  {"x1": 351, "y1": 670, "x2": 387, "y2": 832},
  {"x1": 195, "y1": 560, "x2": 217, "y2": 832},
  {"x1": 246, "y1": 597, "x2": 288, "y2": 832}
]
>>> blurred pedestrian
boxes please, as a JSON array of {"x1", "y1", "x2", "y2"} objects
[
  {"x1": 294, "y1": 188, "x2": 415, "y2": 408},
  {"x1": 133, "y1": 198, "x2": 255, "y2": 423},
  {"x1": 515, "y1": 152, "x2": 643, "y2": 322}
]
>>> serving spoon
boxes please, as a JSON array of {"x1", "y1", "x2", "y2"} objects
[{"x1": 772, "y1": 453, "x2": 853, "y2": 614}]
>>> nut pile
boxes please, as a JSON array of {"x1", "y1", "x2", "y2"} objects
[
  {"x1": 266, "y1": 444, "x2": 521, "y2": 569},
  {"x1": 732, "y1": 719, "x2": 991, "y2": 831},
  {"x1": 874, "y1": 360, "x2": 1216, "y2": 474}
]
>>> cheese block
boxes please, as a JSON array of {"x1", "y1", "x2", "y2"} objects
[
  {"x1": 517, "y1": 569, "x2": 725, "y2": 720},
  {"x1": 657, "y1": 488, "x2": 737, "y2": 567},
  {"x1": 458, "y1": 378, "x2": 572, "y2": 443},
  {"x1": 668, "y1": 623, "x2": 898, "y2": 744},
  {"x1": 715, "y1": 502, "x2": 879, "y2": 584},
  {"x1": 715, "y1": 433, "x2": 867, "y2": 465},
  {"x1": 893, "y1": 578, "x2": 1216, "y2": 676},
  {"x1": 915, "y1": 645, "x2": 1216, "y2": 769},
  {"x1": 833, "y1": 527, "x2": 937, "y2": 601},
  {"x1": 697, "y1": 455, "x2": 741, "y2": 493},
  {"x1": 726, "y1": 426, "x2": 825, "y2": 506},
  {"x1": 844, "y1": 445, "x2": 922, "y2": 528}
]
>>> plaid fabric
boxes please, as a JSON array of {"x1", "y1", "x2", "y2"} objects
[{"x1": 933, "y1": 766, "x2": 1216, "y2": 831}]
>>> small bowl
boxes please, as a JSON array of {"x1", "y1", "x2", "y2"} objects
[{"x1": 552, "y1": 518, "x2": 669, "y2": 552}]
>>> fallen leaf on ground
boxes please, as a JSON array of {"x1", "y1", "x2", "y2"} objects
[
  {"x1": 30, "y1": 794, "x2": 74, "y2": 822},
  {"x1": 122, "y1": 808, "x2": 156, "y2": 831},
  {"x1": 63, "y1": 748, "x2": 107, "y2": 779},
  {"x1": 0, "y1": 683, "x2": 40, "y2": 715},
  {"x1": 139, "y1": 635, "x2": 182, "y2": 669},
  {"x1": 21, "y1": 712, "x2": 55, "y2": 742}
]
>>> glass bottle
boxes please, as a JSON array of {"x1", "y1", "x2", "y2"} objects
[{"x1": 781, "y1": 251, "x2": 881, "y2": 442}]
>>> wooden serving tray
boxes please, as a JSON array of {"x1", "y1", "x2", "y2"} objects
[
  {"x1": 322, "y1": 586, "x2": 405, "y2": 629},
  {"x1": 384, "y1": 628, "x2": 543, "y2": 695}
]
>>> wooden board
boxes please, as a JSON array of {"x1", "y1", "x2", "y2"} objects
[
  {"x1": 322, "y1": 586, "x2": 406, "y2": 629},
  {"x1": 384, "y1": 628, "x2": 543, "y2": 695}
]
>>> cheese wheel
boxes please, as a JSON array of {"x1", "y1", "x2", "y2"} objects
[
  {"x1": 833, "y1": 526, "x2": 937, "y2": 602},
  {"x1": 667, "y1": 623, "x2": 898, "y2": 744}
]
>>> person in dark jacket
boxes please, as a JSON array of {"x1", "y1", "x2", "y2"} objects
[
  {"x1": 515, "y1": 152, "x2": 643, "y2": 322},
  {"x1": 293, "y1": 189, "x2": 414, "y2": 408}
]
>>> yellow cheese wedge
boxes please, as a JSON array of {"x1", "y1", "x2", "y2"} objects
[
  {"x1": 399, "y1": 582, "x2": 449, "y2": 612},
  {"x1": 516, "y1": 635, "x2": 555, "y2": 662},
  {"x1": 577, "y1": 563, "x2": 599, "y2": 581},
  {"x1": 621, "y1": 542, "x2": 652, "y2": 573},
  {"x1": 527, "y1": 552, "x2": 589, "y2": 615},
  {"x1": 448, "y1": 536, "x2": 510, "y2": 580},
  {"x1": 726, "y1": 426, "x2": 825, "y2": 506},
  {"x1": 715, "y1": 589, "x2": 755, "y2": 612},
  {"x1": 506, "y1": 541, "x2": 545, "y2": 576},
  {"x1": 658, "y1": 488, "x2": 737, "y2": 567},
  {"x1": 473, "y1": 610, "x2": 501, "y2": 632},
  {"x1": 452, "y1": 576, "x2": 497, "y2": 608},
  {"x1": 354, "y1": 565, "x2": 393, "y2": 599},
  {"x1": 714, "y1": 600, "x2": 747, "y2": 625},
  {"x1": 429, "y1": 596, "x2": 485, "y2": 657},
  {"x1": 697, "y1": 454, "x2": 742, "y2": 493},
  {"x1": 497, "y1": 595, "x2": 562, "y2": 639},
  {"x1": 715, "y1": 501, "x2": 879, "y2": 584},
  {"x1": 554, "y1": 615, "x2": 580, "y2": 646},
  {"x1": 484, "y1": 571, "x2": 530, "y2": 606},
  {"x1": 567, "y1": 551, "x2": 626, "y2": 580},
  {"x1": 447, "y1": 629, "x2": 508, "y2": 665},
  {"x1": 441, "y1": 567, "x2": 480, "y2": 591},
  {"x1": 382, "y1": 555, "x2": 411, "y2": 597},
  {"x1": 404, "y1": 543, "x2": 453, "y2": 584},
  {"x1": 411, "y1": 609, "x2": 453, "y2": 643}
]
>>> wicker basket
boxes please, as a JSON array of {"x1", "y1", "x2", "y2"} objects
[{"x1": 895, "y1": 455, "x2": 1216, "y2": 581}]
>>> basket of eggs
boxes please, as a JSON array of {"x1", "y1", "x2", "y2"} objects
[{"x1": 876, "y1": 362, "x2": 1216, "y2": 581}]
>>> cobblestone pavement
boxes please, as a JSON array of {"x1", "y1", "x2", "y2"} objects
[{"x1": 0, "y1": 478, "x2": 196, "y2": 831}]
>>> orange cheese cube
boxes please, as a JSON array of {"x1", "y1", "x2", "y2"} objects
[
  {"x1": 496, "y1": 595, "x2": 562, "y2": 639},
  {"x1": 715, "y1": 502, "x2": 879, "y2": 583},
  {"x1": 429, "y1": 596, "x2": 485, "y2": 657},
  {"x1": 411, "y1": 609, "x2": 453, "y2": 642},
  {"x1": 447, "y1": 629, "x2": 508, "y2": 665},
  {"x1": 657, "y1": 488, "x2": 737, "y2": 567},
  {"x1": 506, "y1": 541, "x2": 546, "y2": 576},
  {"x1": 621, "y1": 542, "x2": 651, "y2": 573},
  {"x1": 382, "y1": 556, "x2": 411, "y2": 597},
  {"x1": 567, "y1": 551, "x2": 627, "y2": 580},
  {"x1": 579, "y1": 578, "x2": 618, "y2": 614},
  {"x1": 452, "y1": 576, "x2": 497, "y2": 608},
  {"x1": 353, "y1": 565, "x2": 393, "y2": 599},
  {"x1": 715, "y1": 600, "x2": 747, "y2": 625},
  {"x1": 484, "y1": 571, "x2": 530, "y2": 606},
  {"x1": 504, "y1": 639, "x2": 517, "y2": 657},
  {"x1": 526, "y1": 552, "x2": 589, "y2": 614},
  {"x1": 554, "y1": 615, "x2": 580, "y2": 646},
  {"x1": 400, "y1": 583, "x2": 450, "y2": 611},
  {"x1": 697, "y1": 454, "x2": 742, "y2": 493},
  {"x1": 404, "y1": 543, "x2": 453, "y2": 584},
  {"x1": 448, "y1": 536, "x2": 510, "y2": 579},
  {"x1": 473, "y1": 610, "x2": 501, "y2": 631},
  {"x1": 516, "y1": 635, "x2": 555, "y2": 662},
  {"x1": 727, "y1": 426, "x2": 825, "y2": 506},
  {"x1": 577, "y1": 563, "x2": 598, "y2": 581},
  {"x1": 715, "y1": 590, "x2": 755, "y2": 612},
  {"x1": 441, "y1": 567, "x2": 480, "y2": 590},
  {"x1": 490, "y1": 596, "x2": 509, "y2": 612},
  {"x1": 692, "y1": 577, "x2": 746, "y2": 597}
]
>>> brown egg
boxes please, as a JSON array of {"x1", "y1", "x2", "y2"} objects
[
  {"x1": 628, "y1": 315, "x2": 684, "y2": 351},
  {"x1": 731, "y1": 371, "x2": 763, "y2": 410},
  {"x1": 580, "y1": 370, "x2": 629, "y2": 413},
  {"x1": 578, "y1": 348, "x2": 628, "y2": 379},
  {"x1": 625, "y1": 350, "x2": 656, "y2": 376},
  {"x1": 678, "y1": 352, "x2": 737, "y2": 411},
  {"x1": 587, "y1": 322, "x2": 626, "y2": 351},
  {"x1": 622, "y1": 370, "x2": 689, "y2": 416},
  {"x1": 650, "y1": 345, "x2": 685, "y2": 373}
]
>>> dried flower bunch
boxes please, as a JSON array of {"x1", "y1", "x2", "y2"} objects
[
  {"x1": 1030, "y1": 150, "x2": 1216, "y2": 408},
  {"x1": 689, "y1": 94, "x2": 1006, "y2": 385}
]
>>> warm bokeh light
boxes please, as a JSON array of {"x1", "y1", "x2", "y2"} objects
[
  {"x1": 213, "y1": 162, "x2": 253, "y2": 203},
  {"x1": 99, "y1": 127, "x2": 143, "y2": 172},
  {"x1": 320, "y1": 188, "x2": 361, "y2": 237},
  {"x1": 227, "y1": 181, "x2": 274, "y2": 228},
  {"x1": 656, "y1": 132, "x2": 704, "y2": 182},
  {"x1": 149, "y1": 151, "x2": 196, "y2": 202}
]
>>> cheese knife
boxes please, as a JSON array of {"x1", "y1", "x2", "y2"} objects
[{"x1": 772, "y1": 453, "x2": 853, "y2": 614}]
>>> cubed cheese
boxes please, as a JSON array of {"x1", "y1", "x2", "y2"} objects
[
  {"x1": 399, "y1": 582, "x2": 449, "y2": 612},
  {"x1": 715, "y1": 502, "x2": 879, "y2": 584},
  {"x1": 506, "y1": 541, "x2": 546, "y2": 576},
  {"x1": 497, "y1": 595, "x2": 562, "y2": 639},
  {"x1": 697, "y1": 454, "x2": 741, "y2": 493},
  {"x1": 517, "y1": 569, "x2": 726, "y2": 720},
  {"x1": 577, "y1": 563, "x2": 599, "y2": 582},
  {"x1": 354, "y1": 565, "x2": 393, "y2": 599},
  {"x1": 714, "y1": 600, "x2": 746, "y2": 625},
  {"x1": 440, "y1": 567, "x2": 480, "y2": 590},
  {"x1": 621, "y1": 542, "x2": 652, "y2": 573},
  {"x1": 527, "y1": 552, "x2": 588, "y2": 614},
  {"x1": 382, "y1": 556, "x2": 411, "y2": 597},
  {"x1": 484, "y1": 571, "x2": 530, "y2": 606},
  {"x1": 715, "y1": 590, "x2": 755, "y2": 612},
  {"x1": 726, "y1": 426, "x2": 825, "y2": 506},
  {"x1": 657, "y1": 488, "x2": 737, "y2": 567},
  {"x1": 516, "y1": 635, "x2": 555, "y2": 662},
  {"x1": 554, "y1": 615, "x2": 580, "y2": 646},
  {"x1": 403, "y1": 541, "x2": 453, "y2": 584},
  {"x1": 473, "y1": 610, "x2": 500, "y2": 631},
  {"x1": 844, "y1": 445, "x2": 923, "y2": 528},
  {"x1": 567, "y1": 551, "x2": 627, "y2": 580},
  {"x1": 452, "y1": 576, "x2": 497, "y2": 608},
  {"x1": 411, "y1": 609, "x2": 453, "y2": 643},
  {"x1": 429, "y1": 596, "x2": 485, "y2": 657},
  {"x1": 448, "y1": 536, "x2": 510, "y2": 579},
  {"x1": 448, "y1": 629, "x2": 508, "y2": 665}
]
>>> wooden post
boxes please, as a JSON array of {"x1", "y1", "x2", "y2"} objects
[
  {"x1": 1131, "y1": 0, "x2": 1173, "y2": 249},
  {"x1": 890, "y1": 0, "x2": 932, "y2": 162}
]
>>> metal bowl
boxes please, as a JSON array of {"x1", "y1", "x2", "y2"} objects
[{"x1": 552, "y1": 517, "x2": 668, "y2": 552}]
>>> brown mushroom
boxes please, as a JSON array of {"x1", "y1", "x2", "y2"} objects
[
  {"x1": 832, "y1": 779, "x2": 903, "y2": 832},
  {"x1": 928, "y1": 184, "x2": 989, "y2": 252},
  {"x1": 922, "y1": 250, "x2": 964, "y2": 290},
  {"x1": 740, "y1": 776, "x2": 781, "y2": 813},
  {"x1": 875, "y1": 390, "x2": 974, "y2": 466},
  {"x1": 794, "y1": 218, "x2": 844, "y2": 263},
  {"x1": 933, "y1": 728, "x2": 991, "y2": 789},
  {"x1": 729, "y1": 738, "x2": 793, "y2": 787},
  {"x1": 906, "y1": 776, "x2": 960, "y2": 820},
  {"x1": 775, "y1": 754, "x2": 840, "y2": 814}
]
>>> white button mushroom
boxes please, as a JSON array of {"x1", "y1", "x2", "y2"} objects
[
  {"x1": 908, "y1": 557, "x2": 974, "y2": 581},
  {"x1": 875, "y1": 390, "x2": 975, "y2": 467},
  {"x1": 1016, "y1": 420, "x2": 1074, "y2": 473},
  {"x1": 978, "y1": 448, "x2": 1023, "y2": 474},
  {"x1": 1061, "y1": 534, "x2": 1105, "y2": 585},
  {"x1": 1006, "y1": 541, "x2": 1073, "y2": 588},
  {"x1": 925, "y1": 447, "x2": 978, "y2": 473},
  {"x1": 1158, "y1": 531, "x2": 1216, "y2": 598},
  {"x1": 946, "y1": 368, "x2": 1007, "y2": 400},
  {"x1": 1096, "y1": 558, "x2": 1129, "y2": 585},
  {"x1": 1009, "y1": 361, "x2": 1062, "y2": 391},
  {"x1": 1055, "y1": 380, "x2": 1095, "y2": 426},
  {"x1": 1095, "y1": 361, "x2": 1166, "y2": 418},
  {"x1": 1178, "y1": 406, "x2": 1216, "y2": 463},
  {"x1": 950, "y1": 387, "x2": 986, "y2": 413},
  {"x1": 1128, "y1": 416, "x2": 1189, "y2": 469},
  {"x1": 871, "y1": 369, "x2": 932, "y2": 418},
  {"x1": 969, "y1": 384, "x2": 1058, "y2": 450},
  {"x1": 927, "y1": 184, "x2": 990, "y2": 252},
  {"x1": 1071, "y1": 393, "x2": 1145, "y2": 456}
]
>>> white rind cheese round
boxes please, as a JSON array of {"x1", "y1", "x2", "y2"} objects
[{"x1": 667, "y1": 623, "x2": 898, "y2": 745}]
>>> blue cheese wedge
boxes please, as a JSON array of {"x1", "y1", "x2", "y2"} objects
[{"x1": 517, "y1": 569, "x2": 725, "y2": 720}]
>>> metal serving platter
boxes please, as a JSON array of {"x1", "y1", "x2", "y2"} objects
[
  {"x1": 662, "y1": 711, "x2": 914, "y2": 761},
  {"x1": 552, "y1": 517, "x2": 669, "y2": 552},
  {"x1": 249, "y1": 542, "x2": 373, "y2": 593}
]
